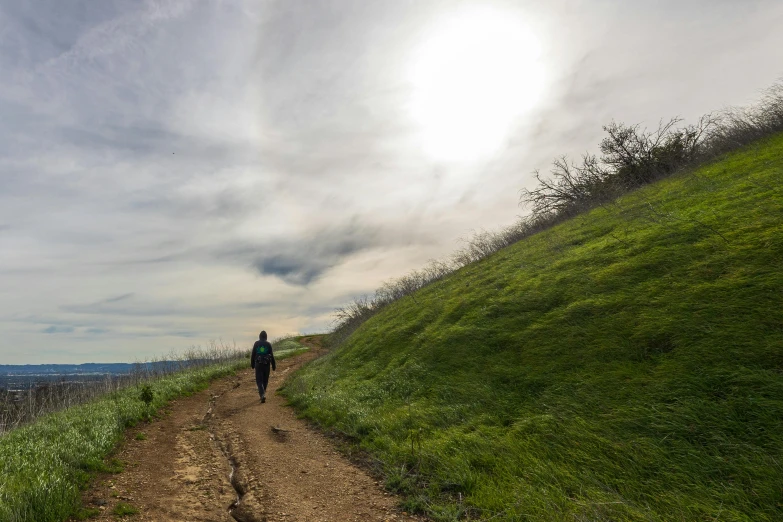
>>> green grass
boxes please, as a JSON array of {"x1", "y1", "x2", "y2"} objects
[
  {"x1": 72, "y1": 506, "x2": 100, "y2": 520},
  {"x1": 282, "y1": 134, "x2": 783, "y2": 520},
  {"x1": 111, "y1": 502, "x2": 138, "y2": 517},
  {"x1": 274, "y1": 335, "x2": 311, "y2": 358},
  {"x1": 0, "y1": 359, "x2": 245, "y2": 522},
  {"x1": 100, "y1": 458, "x2": 125, "y2": 474},
  {"x1": 276, "y1": 347, "x2": 310, "y2": 360}
]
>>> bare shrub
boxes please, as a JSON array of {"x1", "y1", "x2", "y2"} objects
[
  {"x1": 521, "y1": 81, "x2": 782, "y2": 223},
  {"x1": 520, "y1": 154, "x2": 614, "y2": 219},
  {"x1": 521, "y1": 115, "x2": 719, "y2": 220},
  {"x1": 601, "y1": 117, "x2": 712, "y2": 187},
  {"x1": 701, "y1": 83, "x2": 783, "y2": 156}
]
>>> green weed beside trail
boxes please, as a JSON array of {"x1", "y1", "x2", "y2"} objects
[
  {"x1": 282, "y1": 135, "x2": 783, "y2": 521},
  {"x1": 274, "y1": 335, "x2": 312, "y2": 358},
  {"x1": 0, "y1": 359, "x2": 245, "y2": 522}
]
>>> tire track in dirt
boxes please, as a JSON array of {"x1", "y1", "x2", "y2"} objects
[{"x1": 77, "y1": 336, "x2": 424, "y2": 522}]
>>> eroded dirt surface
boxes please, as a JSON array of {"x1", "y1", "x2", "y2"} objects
[{"x1": 78, "y1": 337, "x2": 422, "y2": 522}]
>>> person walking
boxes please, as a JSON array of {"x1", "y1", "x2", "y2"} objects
[{"x1": 251, "y1": 331, "x2": 276, "y2": 403}]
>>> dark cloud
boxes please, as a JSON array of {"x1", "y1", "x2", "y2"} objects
[
  {"x1": 60, "y1": 293, "x2": 212, "y2": 318},
  {"x1": 103, "y1": 293, "x2": 134, "y2": 303},
  {"x1": 61, "y1": 298, "x2": 196, "y2": 317},
  {"x1": 165, "y1": 330, "x2": 199, "y2": 338},
  {"x1": 97, "y1": 251, "x2": 191, "y2": 267},
  {"x1": 42, "y1": 325, "x2": 75, "y2": 334},
  {"x1": 253, "y1": 255, "x2": 328, "y2": 286},
  {"x1": 251, "y1": 228, "x2": 383, "y2": 285},
  {"x1": 85, "y1": 327, "x2": 109, "y2": 335},
  {"x1": 56, "y1": 293, "x2": 281, "y2": 322},
  {"x1": 220, "y1": 221, "x2": 387, "y2": 285}
]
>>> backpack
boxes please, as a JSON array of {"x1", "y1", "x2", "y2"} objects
[{"x1": 255, "y1": 343, "x2": 272, "y2": 366}]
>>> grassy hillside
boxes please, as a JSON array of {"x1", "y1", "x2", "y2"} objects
[{"x1": 283, "y1": 134, "x2": 783, "y2": 521}]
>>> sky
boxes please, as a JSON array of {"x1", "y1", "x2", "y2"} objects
[{"x1": 1, "y1": 0, "x2": 781, "y2": 364}]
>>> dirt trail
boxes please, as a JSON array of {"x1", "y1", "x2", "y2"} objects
[{"x1": 79, "y1": 337, "x2": 422, "y2": 522}]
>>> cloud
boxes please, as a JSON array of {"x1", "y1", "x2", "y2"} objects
[
  {"x1": 164, "y1": 330, "x2": 198, "y2": 338},
  {"x1": 221, "y1": 221, "x2": 390, "y2": 285},
  {"x1": 85, "y1": 327, "x2": 109, "y2": 335},
  {"x1": 103, "y1": 293, "x2": 134, "y2": 303},
  {"x1": 61, "y1": 294, "x2": 207, "y2": 317},
  {"x1": 42, "y1": 325, "x2": 75, "y2": 334},
  {"x1": 1, "y1": 0, "x2": 782, "y2": 363}
]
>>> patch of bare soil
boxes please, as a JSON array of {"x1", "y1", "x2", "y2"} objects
[{"x1": 76, "y1": 337, "x2": 423, "y2": 522}]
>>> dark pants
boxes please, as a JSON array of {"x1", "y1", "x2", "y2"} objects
[{"x1": 255, "y1": 363, "x2": 271, "y2": 398}]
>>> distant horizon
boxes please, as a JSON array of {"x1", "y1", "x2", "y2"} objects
[
  {"x1": 0, "y1": 360, "x2": 213, "y2": 369},
  {"x1": 0, "y1": 332, "x2": 309, "y2": 366},
  {"x1": 0, "y1": 359, "x2": 230, "y2": 378}
]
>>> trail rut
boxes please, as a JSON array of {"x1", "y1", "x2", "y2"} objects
[{"x1": 77, "y1": 337, "x2": 422, "y2": 522}]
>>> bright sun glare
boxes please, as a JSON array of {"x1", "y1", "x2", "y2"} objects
[{"x1": 410, "y1": 7, "x2": 545, "y2": 162}]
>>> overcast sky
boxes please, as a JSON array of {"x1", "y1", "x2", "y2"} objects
[{"x1": 1, "y1": 0, "x2": 781, "y2": 364}]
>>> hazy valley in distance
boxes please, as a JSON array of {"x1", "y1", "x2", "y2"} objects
[{"x1": 0, "y1": 362, "x2": 191, "y2": 391}]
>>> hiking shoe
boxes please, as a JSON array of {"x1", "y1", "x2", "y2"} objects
[{"x1": 261, "y1": 396, "x2": 266, "y2": 403}]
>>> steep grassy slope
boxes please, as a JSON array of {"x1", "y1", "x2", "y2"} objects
[{"x1": 283, "y1": 134, "x2": 783, "y2": 521}]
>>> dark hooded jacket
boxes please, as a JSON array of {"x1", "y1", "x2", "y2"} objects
[{"x1": 251, "y1": 339, "x2": 276, "y2": 371}]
